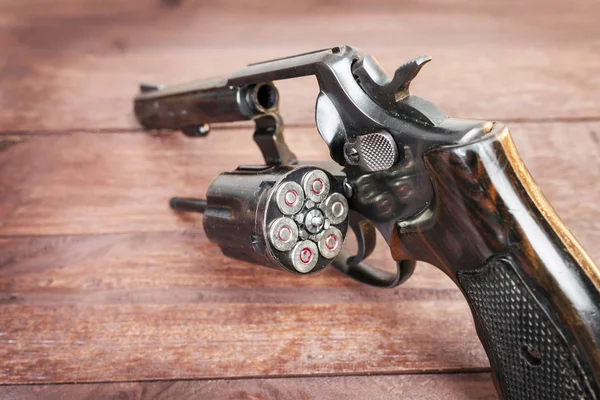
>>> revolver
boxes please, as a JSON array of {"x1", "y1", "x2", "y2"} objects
[{"x1": 134, "y1": 46, "x2": 600, "y2": 399}]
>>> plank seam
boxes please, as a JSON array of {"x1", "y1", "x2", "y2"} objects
[
  {"x1": 2, "y1": 116, "x2": 600, "y2": 136},
  {"x1": 0, "y1": 368, "x2": 492, "y2": 387}
]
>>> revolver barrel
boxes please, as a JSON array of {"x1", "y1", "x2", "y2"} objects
[{"x1": 134, "y1": 80, "x2": 279, "y2": 134}]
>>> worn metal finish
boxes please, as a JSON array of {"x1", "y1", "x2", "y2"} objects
[
  {"x1": 135, "y1": 45, "x2": 488, "y2": 243},
  {"x1": 269, "y1": 217, "x2": 299, "y2": 251},
  {"x1": 134, "y1": 45, "x2": 600, "y2": 399},
  {"x1": 135, "y1": 81, "x2": 279, "y2": 131},
  {"x1": 291, "y1": 240, "x2": 319, "y2": 273},
  {"x1": 252, "y1": 113, "x2": 297, "y2": 165},
  {"x1": 322, "y1": 192, "x2": 348, "y2": 225},
  {"x1": 135, "y1": 44, "x2": 495, "y2": 289},
  {"x1": 275, "y1": 181, "x2": 304, "y2": 215},
  {"x1": 197, "y1": 165, "x2": 348, "y2": 274},
  {"x1": 318, "y1": 226, "x2": 344, "y2": 259},
  {"x1": 302, "y1": 169, "x2": 330, "y2": 202}
]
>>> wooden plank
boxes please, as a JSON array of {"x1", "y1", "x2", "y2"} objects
[
  {"x1": 1, "y1": 0, "x2": 600, "y2": 131},
  {"x1": 2, "y1": 0, "x2": 596, "y2": 53},
  {"x1": 0, "y1": 373, "x2": 498, "y2": 400},
  {"x1": 0, "y1": 126, "x2": 332, "y2": 235},
  {"x1": 0, "y1": 230, "x2": 487, "y2": 384},
  {"x1": 0, "y1": 0, "x2": 598, "y2": 389}
]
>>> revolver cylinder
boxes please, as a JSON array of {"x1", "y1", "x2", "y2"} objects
[{"x1": 202, "y1": 165, "x2": 349, "y2": 274}]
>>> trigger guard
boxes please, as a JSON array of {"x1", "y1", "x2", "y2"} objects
[
  {"x1": 332, "y1": 249, "x2": 415, "y2": 288},
  {"x1": 346, "y1": 210, "x2": 377, "y2": 266},
  {"x1": 333, "y1": 211, "x2": 415, "y2": 287}
]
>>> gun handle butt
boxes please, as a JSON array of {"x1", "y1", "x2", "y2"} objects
[{"x1": 391, "y1": 125, "x2": 600, "y2": 399}]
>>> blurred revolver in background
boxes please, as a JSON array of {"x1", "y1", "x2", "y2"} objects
[{"x1": 134, "y1": 45, "x2": 600, "y2": 399}]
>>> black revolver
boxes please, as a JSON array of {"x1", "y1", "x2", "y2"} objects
[{"x1": 134, "y1": 46, "x2": 600, "y2": 399}]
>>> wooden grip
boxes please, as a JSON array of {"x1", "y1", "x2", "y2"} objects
[{"x1": 390, "y1": 125, "x2": 600, "y2": 398}]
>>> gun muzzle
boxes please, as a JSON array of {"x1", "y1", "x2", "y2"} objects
[{"x1": 134, "y1": 80, "x2": 279, "y2": 135}]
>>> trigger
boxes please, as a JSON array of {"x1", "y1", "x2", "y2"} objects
[
  {"x1": 333, "y1": 210, "x2": 416, "y2": 287},
  {"x1": 346, "y1": 210, "x2": 377, "y2": 266}
]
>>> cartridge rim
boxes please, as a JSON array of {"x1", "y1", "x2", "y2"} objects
[
  {"x1": 291, "y1": 240, "x2": 319, "y2": 273},
  {"x1": 323, "y1": 192, "x2": 349, "y2": 225},
  {"x1": 318, "y1": 226, "x2": 344, "y2": 259},
  {"x1": 302, "y1": 170, "x2": 330, "y2": 202},
  {"x1": 269, "y1": 217, "x2": 299, "y2": 251},
  {"x1": 275, "y1": 181, "x2": 305, "y2": 215}
]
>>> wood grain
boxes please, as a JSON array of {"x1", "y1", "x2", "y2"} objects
[
  {"x1": 0, "y1": 230, "x2": 488, "y2": 384},
  {"x1": 1, "y1": 0, "x2": 599, "y2": 395},
  {"x1": 1, "y1": 0, "x2": 600, "y2": 131},
  {"x1": 0, "y1": 373, "x2": 498, "y2": 400},
  {"x1": 0, "y1": 123, "x2": 597, "y2": 384}
]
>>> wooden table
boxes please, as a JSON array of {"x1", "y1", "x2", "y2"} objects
[{"x1": 1, "y1": 0, "x2": 599, "y2": 398}]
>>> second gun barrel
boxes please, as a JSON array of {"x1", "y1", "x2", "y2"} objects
[{"x1": 134, "y1": 81, "x2": 279, "y2": 131}]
